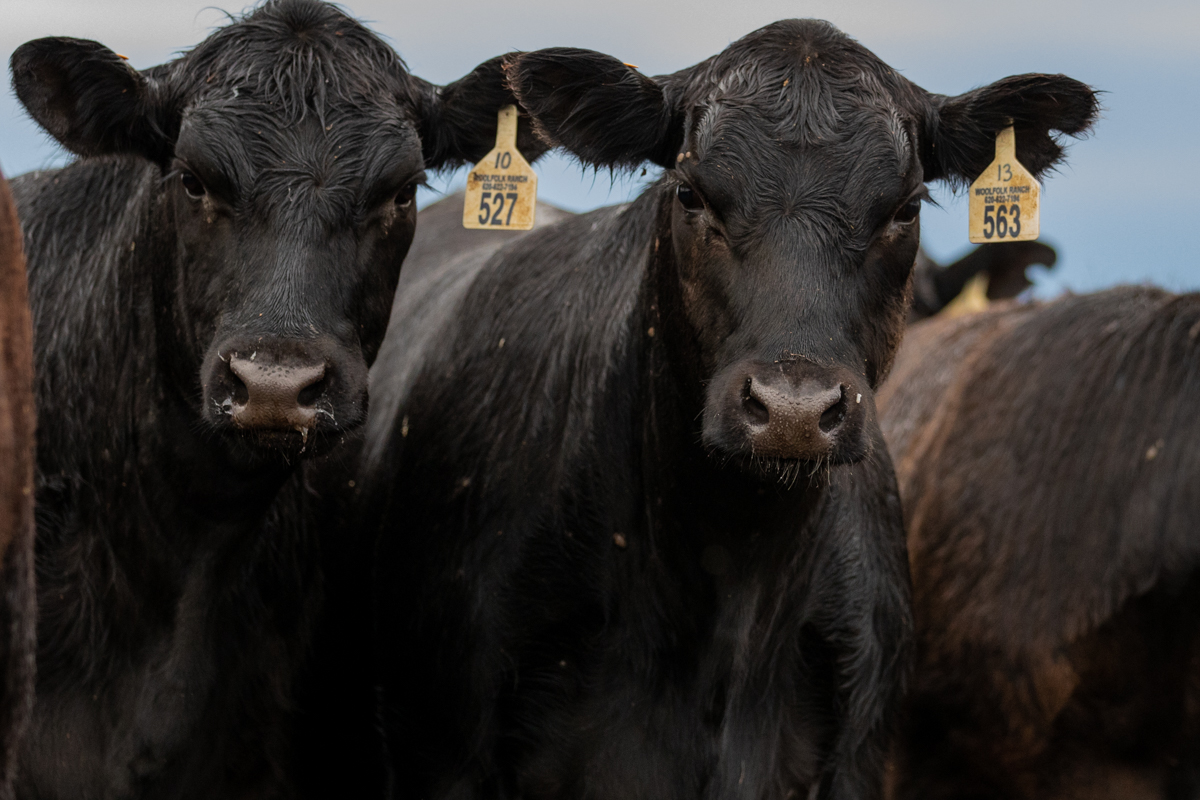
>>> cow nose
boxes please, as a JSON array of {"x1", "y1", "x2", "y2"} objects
[
  {"x1": 740, "y1": 373, "x2": 850, "y2": 460},
  {"x1": 227, "y1": 357, "x2": 326, "y2": 430}
]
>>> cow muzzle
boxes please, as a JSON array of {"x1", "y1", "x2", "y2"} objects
[
  {"x1": 227, "y1": 357, "x2": 326, "y2": 430},
  {"x1": 201, "y1": 334, "x2": 368, "y2": 455},
  {"x1": 703, "y1": 359, "x2": 873, "y2": 470}
]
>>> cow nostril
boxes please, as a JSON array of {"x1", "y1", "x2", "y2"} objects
[
  {"x1": 296, "y1": 373, "x2": 328, "y2": 408},
  {"x1": 742, "y1": 377, "x2": 769, "y2": 426},
  {"x1": 229, "y1": 370, "x2": 249, "y2": 406},
  {"x1": 818, "y1": 386, "x2": 848, "y2": 433}
]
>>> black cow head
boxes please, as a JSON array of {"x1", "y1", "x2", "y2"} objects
[
  {"x1": 509, "y1": 21, "x2": 1097, "y2": 479},
  {"x1": 11, "y1": 0, "x2": 542, "y2": 462}
]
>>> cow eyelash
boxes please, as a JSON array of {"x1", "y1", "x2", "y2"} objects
[
  {"x1": 675, "y1": 182, "x2": 705, "y2": 213},
  {"x1": 391, "y1": 173, "x2": 429, "y2": 209},
  {"x1": 394, "y1": 183, "x2": 417, "y2": 208},
  {"x1": 893, "y1": 198, "x2": 921, "y2": 224},
  {"x1": 674, "y1": 180, "x2": 729, "y2": 241},
  {"x1": 179, "y1": 170, "x2": 206, "y2": 200},
  {"x1": 394, "y1": 175, "x2": 427, "y2": 209},
  {"x1": 892, "y1": 188, "x2": 931, "y2": 225}
]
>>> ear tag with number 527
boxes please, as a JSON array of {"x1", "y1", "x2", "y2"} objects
[
  {"x1": 968, "y1": 126, "x2": 1040, "y2": 243},
  {"x1": 463, "y1": 105, "x2": 537, "y2": 231}
]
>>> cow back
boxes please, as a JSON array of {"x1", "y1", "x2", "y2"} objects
[
  {"x1": 366, "y1": 192, "x2": 575, "y2": 466},
  {"x1": 879, "y1": 288, "x2": 1200, "y2": 799},
  {"x1": 0, "y1": 169, "x2": 36, "y2": 800}
]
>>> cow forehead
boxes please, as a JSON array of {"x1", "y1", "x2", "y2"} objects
[
  {"x1": 686, "y1": 35, "x2": 912, "y2": 157},
  {"x1": 165, "y1": 1, "x2": 426, "y2": 210},
  {"x1": 682, "y1": 106, "x2": 915, "y2": 239},
  {"x1": 675, "y1": 21, "x2": 919, "y2": 218},
  {"x1": 175, "y1": 107, "x2": 422, "y2": 222},
  {"x1": 180, "y1": 93, "x2": 417, "y2": 159},
  {"x1": 167, "y1": 0, "x2": 421, "y2": 121},
  {"x1": 684, "y1": 19, "x2": 913, "y2": 135},
  {"x1": 691, "y1": 100, "x2": 912, "y2": 176}
]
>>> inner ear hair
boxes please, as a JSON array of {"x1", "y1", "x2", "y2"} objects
[{"x1": 11, "y1": 37, "x2": 176, "y2": 165}]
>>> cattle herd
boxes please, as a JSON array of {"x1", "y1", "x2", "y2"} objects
[{"x1": 0, "y1": 1, "x2": 1192, "y2": 798}]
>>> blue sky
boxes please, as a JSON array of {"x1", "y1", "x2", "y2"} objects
[{"x1": 2, "y1": 0, "x2": 1196, "y2": 296}]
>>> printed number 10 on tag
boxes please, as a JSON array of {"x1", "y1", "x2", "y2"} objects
[
  {"x1": 463, "y1": 105, "x2": 537, "y2": 231},
  {"x1": 968, "y1": 126, "x2": 1040, "y2": 243}
]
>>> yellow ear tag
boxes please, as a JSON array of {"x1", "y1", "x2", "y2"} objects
[
  {"x1": 462, "y1": 105, "x2": 537, "y2": 231},
  {"x1": 968, "y1": 126, "x2": 1040, "y2": 243}
]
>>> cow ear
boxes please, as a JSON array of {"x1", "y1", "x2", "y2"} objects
[
  {"x1": 922, "y1": 74, "x2": 1099, "y2": 185},
  {"x1": 417, "y1": 55, "x2": 550, "y2": 171},
  {"x1": 506, "y1": 48, "x2": 683, "y2": 170},
  {"x1": 11, "y1": 37, "x2": 177, "y2": 165}
]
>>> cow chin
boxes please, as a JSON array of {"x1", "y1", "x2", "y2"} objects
[
  {"x1": 703, "y1": 432, "x2": 872, "y2": 486},
  {"x1": 231, "y1": 421, "x2": 354, "y2": 460},
  {"x1": 197, "y1": 397, "x2": 361, "y2": 463},
  {"x1": 700, "y1": 358, "x2": 875, "y2": 483}
]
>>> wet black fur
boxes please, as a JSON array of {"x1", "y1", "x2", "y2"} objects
[
  {"x1": 356, "y1": 20, "x2": 1097, "y2": 800},
  {"x1": 7, "y1": 1, "x2": 536, "y2": 797},
  {"x1": 364, "y1": 180, "x2": 910, "y2": 800}
]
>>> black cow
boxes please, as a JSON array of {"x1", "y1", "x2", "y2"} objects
[
  {"x1": 7, "y1": 0, "x2": 544, "y2": 796},
  {"x1": 355, "y1": 21, "x2": 1097, "y2": 799},
  {"x1": 0, "y1": 169, "x2": 36, "y2": 800},
  {"x1": 879, "y1": 287, "x2": 1200, "y2": 800}
]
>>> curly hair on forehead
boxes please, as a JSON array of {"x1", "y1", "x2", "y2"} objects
[
  {"x1": 680, "y1": 19, "x2": 917, "y2": 147},
  {"x1": 168, "y1": 0, "x2": 422, "y2": 122}
]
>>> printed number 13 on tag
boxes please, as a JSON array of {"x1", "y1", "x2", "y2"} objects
[
  {"x1": 463, "y1": 105, "x2": 537, "y2": 231},
  {"x1": 969, "y1": 126, "x2": 1040, "y2": 243}
]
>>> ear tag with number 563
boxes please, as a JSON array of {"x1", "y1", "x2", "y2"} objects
[
  {"x1": 968, "y1": 126, "x2": 1040, "y2": 243},
  {"x1": 463, "y1": 105, "x2": 537, "y2": 231}
]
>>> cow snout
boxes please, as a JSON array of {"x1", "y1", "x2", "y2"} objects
[
  {"x1": 704, "y1": 360, "x2": 873, "y2": 467},
  {"x1": 741, "y1": 373, "x2": 849, "y2": 459},
  {"x1": 227, "y1": 357, "x2": 326, "y2": 430},
  {"x1": 201, "y1": 335, "x2": 369, "y2": 454}
]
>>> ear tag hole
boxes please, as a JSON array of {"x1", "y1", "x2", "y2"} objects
[
  {"x1": 968, "y1": 125, "x2": 1040, "y2": 244},
  {"x1": 462, "y1": 105, "x2": 538, "y2": 231}
]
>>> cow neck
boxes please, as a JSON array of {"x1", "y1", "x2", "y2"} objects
[{"x1": 639, "y1": 190, "x2": 828, "y2": 542}]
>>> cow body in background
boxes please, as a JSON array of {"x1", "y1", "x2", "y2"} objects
[
  {"x1": 0, "y1": 170, "x2": 35, "y2": 800},
  {"x1": 357, "y1": 22, "x2": 1097, "y2": 799},
  {"x1": 879, "y1": 287, "x2": 1200, "y2": 799},
  {"x1": 8, "y1": 0, "x2": 540, "y2": 795}
]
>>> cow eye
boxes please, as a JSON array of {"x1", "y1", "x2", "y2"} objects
[
  {"x1": 893, "y1": 196, "x2": 922, "y2": 224},
  {"x1": 180, "y1": 171, "x2": 206, "y2": 200},
  {"x1": 676, "y1": 183, "x2": 704, "y2": 213},
  {"x1": 394, "y1": 182, "x2": 418, "y2": 209}
]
